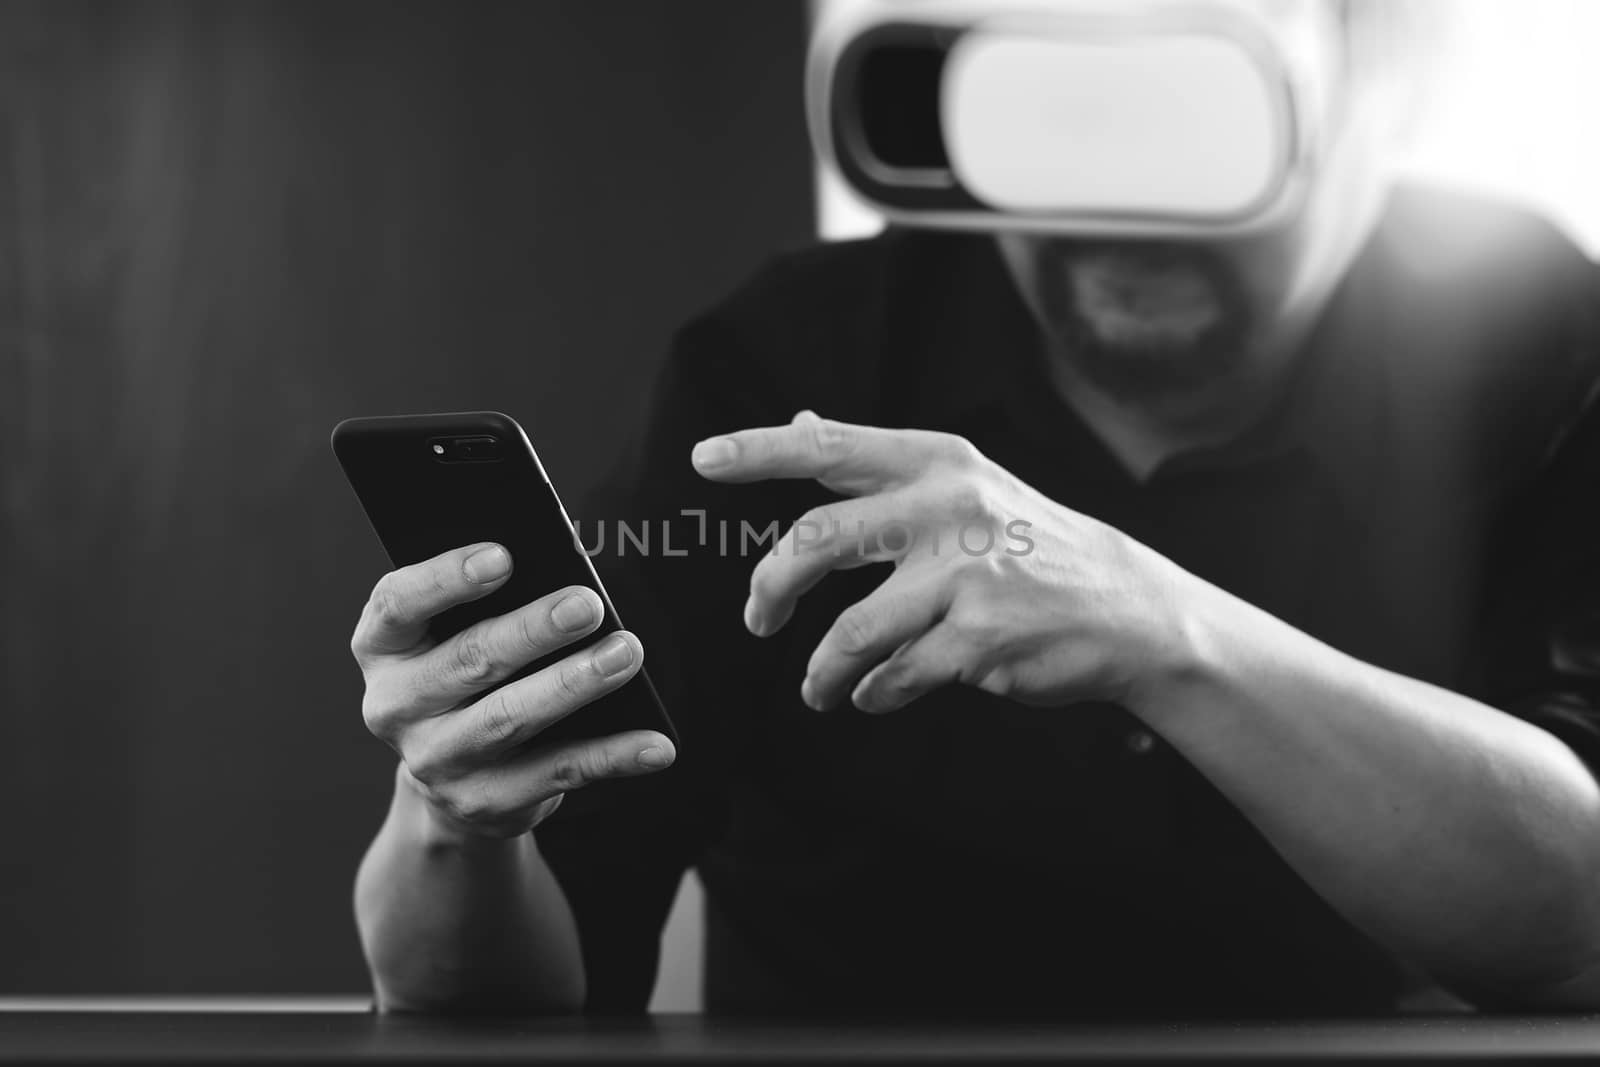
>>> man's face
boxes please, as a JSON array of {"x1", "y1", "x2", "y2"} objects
[{"x1": 1000, "y1": 0, "x2": 1402, "y2": 403}]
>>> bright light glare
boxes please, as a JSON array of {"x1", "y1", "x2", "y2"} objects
[
  {"x1": 815, "y1": 0, "x2": 1600, "y2": 260},
  {"x1": 1398, "y1": 0, "x2": 1600, "y2": 260}
]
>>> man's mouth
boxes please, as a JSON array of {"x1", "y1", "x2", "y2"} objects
[
  {"x1": 1039, "y1": 242, "x2": 1236, "y2": 352},
  {"x1": 1062, "y1": 247, "x2": 1222, "y2": 348},
  {"x1": 1072, "y1": 256, "x2": 1223, "y2": 345},
  {"x1": 1023, "y1": 236, "x2": 1255, "y2": 402}
]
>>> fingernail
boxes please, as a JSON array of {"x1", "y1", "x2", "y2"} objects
[
  {"x1": 551, "y1": 592, "x2": 596, "y2": 633},
  {"x1": 593, "y1": 634, "x2": 635, "y2": 677},
  {"x1": 801, "y1": 676, "x2": 822, "y2": 711},
  {"x1": 463, "y1": 545, "x2": 510, "y2": 583},
  {"x1": 637, "y1": 746, "x2": 674, "y2": 770},
  {"x1": 692, "y1": 437, "x2": 737, "y2": 471},
  {"x1": 744, "y1": 598, "x2": 767, "y2": 638}
]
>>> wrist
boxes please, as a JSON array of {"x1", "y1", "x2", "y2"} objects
[
  {"x1": 390, "y1": 763, "x2": 522, "y2": 858},
  {"x1": 1123, "y1": 562, "x2": 1237, "y2": 727},
  {"x1": 1127, "y1": 563, "x2": 1328, "y2": 744}
]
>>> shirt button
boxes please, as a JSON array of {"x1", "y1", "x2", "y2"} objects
[{"x1": 1125, "y1": 730, "x2": 1156, "y2": 756}]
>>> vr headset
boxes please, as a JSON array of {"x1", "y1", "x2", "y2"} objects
[{"x1": 808, "y1": 0, "x2": 1344, "y2": 237}]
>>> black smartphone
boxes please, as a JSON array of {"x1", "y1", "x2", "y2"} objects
[{"x1": 331, "y1": 411, "x2": 677, "y2": 803}]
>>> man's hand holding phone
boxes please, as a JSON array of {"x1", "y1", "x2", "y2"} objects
[{"x1": 350, "y1": 541, "x2": 677, "y2": 841}]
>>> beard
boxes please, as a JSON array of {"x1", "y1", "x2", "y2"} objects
[{"x1": 1031, "y1": 239, "x2": 1254, "y2": 404}]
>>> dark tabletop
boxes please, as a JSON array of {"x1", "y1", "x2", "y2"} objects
[{"x1": 5, "y1": 1004, "x2": 1600, "y2": 1065}]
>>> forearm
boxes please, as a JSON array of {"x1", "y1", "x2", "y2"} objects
[
  {"x1": 354, "y1": 765, "x2": 586, "y2": 1014},
  {"x1": 1141, "y1": 583, "x2": 1600, "y2": 1004}
]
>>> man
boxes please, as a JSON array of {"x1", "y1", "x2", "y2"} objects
[{"x1": 348, "y1": 0, "x2": 1600, "y2": 1018}]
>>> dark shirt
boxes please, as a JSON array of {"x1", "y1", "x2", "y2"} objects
[{"x1": 537, "y1": 183, "x2": 1600, "y2": 1020}]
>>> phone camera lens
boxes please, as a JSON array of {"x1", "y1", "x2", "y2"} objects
[
  {"x1": 430, "y1": 435, "x2": 501, "y2": 462},
  {"x1": 428, "y1": 435, "x2": 500, "y2": 461}
]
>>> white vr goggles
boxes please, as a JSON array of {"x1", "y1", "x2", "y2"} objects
[{"x1": 808, "y1": 1, "x2": 1344, "y2": 236}]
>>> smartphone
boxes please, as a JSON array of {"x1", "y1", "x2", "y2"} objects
[{"x1": 331, "y1": 411, "x2": 677, "y2": 808}]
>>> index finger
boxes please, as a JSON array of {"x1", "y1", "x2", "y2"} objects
[
  {"x1": 690, "y1": 411, "x2": 948, "y2": 494},
  {"x1": 352, "y1": 542, "x2": 513, "y2": 660}
]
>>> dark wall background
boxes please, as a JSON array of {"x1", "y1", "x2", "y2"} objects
[{"x1": 0, "y1": 0, "x2": 811, "y2": 992}]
